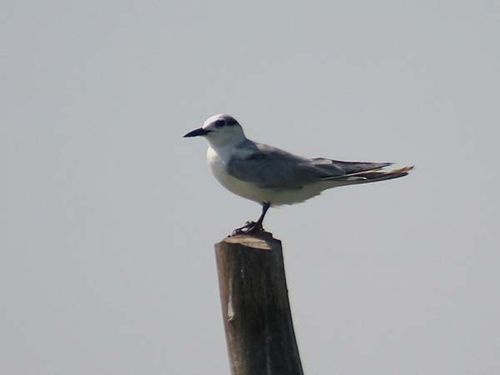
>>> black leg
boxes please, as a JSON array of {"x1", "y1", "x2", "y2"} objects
[
  {"x1": 232, "y1": 202, "x2": 271, "y2": 235},
  {"x1": 255, "y1": 202, "x2": 270, "y2": 227}
]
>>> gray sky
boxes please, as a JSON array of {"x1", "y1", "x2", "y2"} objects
[{"x1": 1, "y1": 0, "x2": 499, "y2": 374}]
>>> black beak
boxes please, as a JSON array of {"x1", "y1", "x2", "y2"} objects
[{"x1": 183, "y1": 127, "x2": 210, "y2": 138}]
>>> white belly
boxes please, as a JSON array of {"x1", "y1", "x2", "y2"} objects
[{"x1": 206, "y1": 147, "x2": 327, "y2": 206}]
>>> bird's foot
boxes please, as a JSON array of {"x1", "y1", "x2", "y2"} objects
[{"x1": 231, "y1": 221, "x2": 264, "y2": 236}]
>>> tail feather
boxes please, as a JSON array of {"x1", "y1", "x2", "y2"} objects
[
  {"x1": 324, "y1": 165, "x2": 414, "y2": 185},
  {"x1": 313, "y1": 158, "x2": 393, "y2": 174},
  {"x1": 351, "y1": 165, "x2": 414, "y2": 182}
]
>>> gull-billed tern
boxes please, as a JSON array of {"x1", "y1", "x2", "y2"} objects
[{"x1": 184, "y1": 114, "x2": 413, "y2": 234}]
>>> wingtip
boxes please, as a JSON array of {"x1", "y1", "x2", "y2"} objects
[
  {"x1": 384, "y1": 164, "x2": 414, "y2": 172},
  {"x1": 389, "y1": 164, "x2": 415, "y2": 175},
  {"x1": 357, "y1": 164, "x2": 415, "y2": 183}
]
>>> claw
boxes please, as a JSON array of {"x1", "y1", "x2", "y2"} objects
[
  {"x1": 230, "y1": 203, "x2": 270, "y2": 236},
  {"x1": 231, "y1": 221, "x2": 264, "y2": 236}
]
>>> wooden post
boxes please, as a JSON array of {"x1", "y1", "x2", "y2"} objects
[{"x1": 215, "y1": 231, "x2": 304, "y2": 375}]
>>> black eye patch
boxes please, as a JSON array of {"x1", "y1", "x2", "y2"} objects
[
  {"x1": 226, "y1": 117, "x2": 238, "y2": 126},
  {"x1": 214, "y1": 119, "x2": 225, "y2": 128}
]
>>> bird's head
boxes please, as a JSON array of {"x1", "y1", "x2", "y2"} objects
[{"x1": 184, "y1": 114, "x2": 246, "y2": 147}]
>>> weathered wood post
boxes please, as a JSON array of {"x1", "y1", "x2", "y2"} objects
[{"x1": 215, "y1": 231, "x2": 304, "y2": 375}]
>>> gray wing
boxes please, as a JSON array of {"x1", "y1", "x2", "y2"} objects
[
  {"x1": 311, "y1": 158, "x2": 392, "y2": 178},
  {"x1": 227, "y1": 141, "x2": 391, "y2": 189}
]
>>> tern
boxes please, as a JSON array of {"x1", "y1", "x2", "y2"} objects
[{"x1": 184, "y1": 114, "x2": 413, "y2": 234}]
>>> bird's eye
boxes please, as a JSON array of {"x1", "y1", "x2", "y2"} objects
[{"x1": 214, "y1": 120, "x2": 225, "y2": 128}]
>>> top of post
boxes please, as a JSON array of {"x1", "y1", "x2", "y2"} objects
[{"x1": 218, "y1": 231, "x2": 281, "y2": 251}]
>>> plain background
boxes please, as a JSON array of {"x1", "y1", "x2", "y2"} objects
[{"x1": 1, "y1": 1, "x2": 499, "y2": 374}]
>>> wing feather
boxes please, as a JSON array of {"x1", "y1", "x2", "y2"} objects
[
  {"x1": 226, "y1": 140, "x2": 396, "y2": 189},
  {"x1": 226, "y1": 142, "x2": 322, "y2": 189}
]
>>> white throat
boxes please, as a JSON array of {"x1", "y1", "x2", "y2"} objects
[{"x1": 206, "y1": 132, "x2": 247, "y2": 151}]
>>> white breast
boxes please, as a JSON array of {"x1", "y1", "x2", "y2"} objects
[{"x1": 206, "y1": 146, "x2": 267, "y2": 203}]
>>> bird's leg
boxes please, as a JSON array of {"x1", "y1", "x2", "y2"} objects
[
  {"x1": 232, "y1": 202, "x2": 271, "y2": 235},
  {"x1": 254, "y1": 202, "x2": 270, "y2": 230}
]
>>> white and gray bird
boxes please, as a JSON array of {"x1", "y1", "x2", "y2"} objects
[{"x1": 184, "y1": 114, "x2": 413, "y2": 234}]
